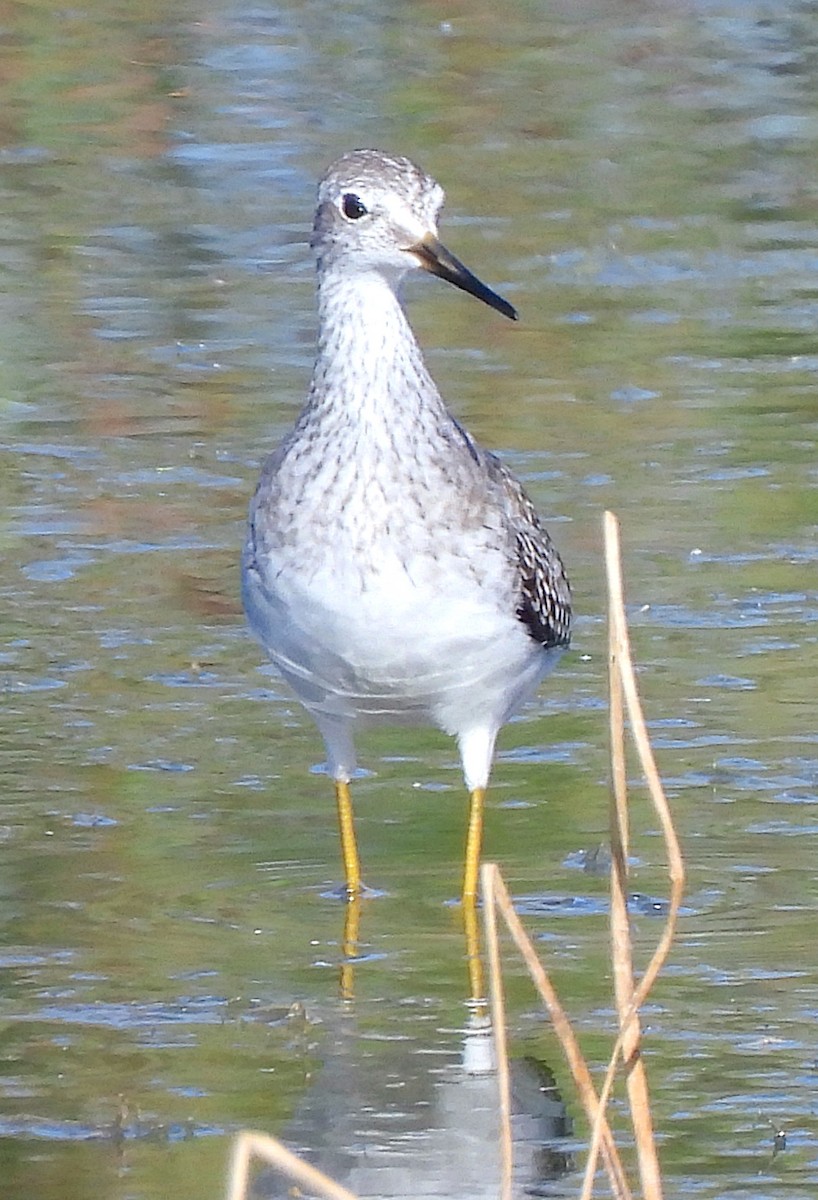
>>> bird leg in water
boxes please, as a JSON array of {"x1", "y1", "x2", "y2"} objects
[
  {"x1": 463, "y1": 786, "x2": 487, "y2": 1005},
  {"x1": 339, "y1": 893, "x2": 361, "y2": 1001},
  {"x1": 462, "y1": 890, "x2": 486, "y2": 1008},
  {"x1": 335, "y1": 779, "x2": 362, "y2": 898},
  {"x1": 462, "y1": 786, "x2": 486, "y2": 902}
]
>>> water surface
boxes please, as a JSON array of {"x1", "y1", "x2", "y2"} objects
[{"x1": 1, "y1": 2, "x2": 817, "y2": 1197}]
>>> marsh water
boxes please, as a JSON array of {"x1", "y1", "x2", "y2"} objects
[{"x1": 2, "y1": 1, "x2": 818, "y2": 1197}]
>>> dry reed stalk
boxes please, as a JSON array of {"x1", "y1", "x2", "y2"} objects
[
  {"x1": 603, "y1": 513, "x2": 685, "y2": 1008},
  {"x1": 225, "y1": 1129, "x2": 360, "y2": 1200},
  {"x1": 484, "y1": 512, "x2": 683, "y2": 1200},
  {"x1": 572, "y1": 512, "x2": 636, "y2": 1198},
  {"x1": 603, "y1": 510, "x2": 662, "y2": 1200},
  {"x1": 592, "y1": 510, "x2": 685, "y2": 1200},
  {"x1": 482, "y1": 862, "x2": 633, "y2": 1200}
]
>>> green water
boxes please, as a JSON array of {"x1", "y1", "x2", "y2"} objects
[{"x1": 1, "y1": 1, "x2": 817, "y2": 1197}]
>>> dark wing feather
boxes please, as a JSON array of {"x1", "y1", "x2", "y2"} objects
[{"x1": 485, "y1": 453, "x2": 572, "y2": 649}]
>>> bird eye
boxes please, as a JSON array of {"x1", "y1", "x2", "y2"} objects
[{"x1": 341, "y1": 193, "x2": 368, "y2": 220}]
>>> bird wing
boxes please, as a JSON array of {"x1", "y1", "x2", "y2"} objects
[{"x1": 484, "y1": 451, "x2": 572, "y2": 649}]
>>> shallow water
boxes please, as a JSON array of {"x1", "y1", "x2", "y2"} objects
[{"x1": 2, "y1": 1, "x2": 818, "y2": 1196}]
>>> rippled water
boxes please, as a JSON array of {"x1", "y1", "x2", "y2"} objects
[{"x1": 2, "y1": 1, "x2": 817, "y2": 1197}]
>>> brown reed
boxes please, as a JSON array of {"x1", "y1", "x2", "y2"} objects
[{"x1": 480, "y1": 510, "x2": 684, "y2": 1199}]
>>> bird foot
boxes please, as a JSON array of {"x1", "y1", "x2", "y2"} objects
[{"x1": 321, "y1": 881, "x2": 386, "y2": 901}]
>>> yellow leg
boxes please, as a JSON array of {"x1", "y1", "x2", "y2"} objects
[
  {"x1": 462, "y1": 891, "x2": 486, "y2": 1008},
  {"x1": 462, "y1": 786, "x2": 485, "y2": 902},
  {"x1": 339, "y1": 894, "x2": 361, "y2": 1001},
  {"x1": 335, "y1": 779, "x2": 362, "y2": 898},
  {"x1": 462, "y1": 786, "x2": 487, "y2": 1006}
]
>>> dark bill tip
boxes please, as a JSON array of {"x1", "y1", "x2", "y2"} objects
[{"x1": 410, "y1": 234, "x2": 518, "y2": 321}]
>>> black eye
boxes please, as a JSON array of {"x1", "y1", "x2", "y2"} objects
[{"x1": 341, "y1": 193, "x2": 368, "y2": 220}]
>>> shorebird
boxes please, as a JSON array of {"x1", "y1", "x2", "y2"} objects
[{"x1": 242, "y1": 149, "x2": 571, "y2": 912}]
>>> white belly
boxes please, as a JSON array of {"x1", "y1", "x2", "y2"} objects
[{"x1": 242, "y1": 544, "x2": 554, "y2": 737}]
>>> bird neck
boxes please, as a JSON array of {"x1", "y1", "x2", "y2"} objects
[{"x1": 309, "y1": 268, "x2": 444, "y2": 426}]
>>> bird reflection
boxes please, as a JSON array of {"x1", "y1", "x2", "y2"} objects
[{"x1": 252, "y1": 1003, "x2": 574, "y2": 1200}]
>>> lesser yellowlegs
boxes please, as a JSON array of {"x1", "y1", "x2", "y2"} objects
[{"x1": 242, "y1": 149, "x2": 571, "y2": 910}]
